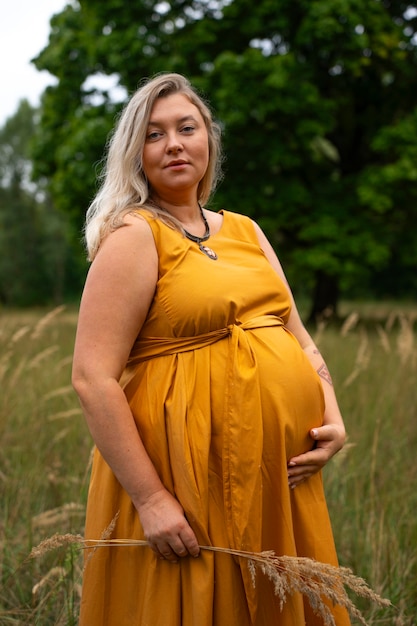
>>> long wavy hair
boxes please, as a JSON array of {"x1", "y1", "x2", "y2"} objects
[{"x1": 84, "y1": 73, "x2": 223, "y2": 260}]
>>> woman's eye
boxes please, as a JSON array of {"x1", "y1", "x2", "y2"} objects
[
  {"x1": 147, "y1": 130, "x2": 162, "y2": 140},
  {"x1": 181, "y1": 125, "x2": 195, "y2": 133}
]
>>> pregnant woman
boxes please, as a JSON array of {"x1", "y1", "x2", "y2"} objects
[{"x1": 72, "y1": 72, "x2": 350, "y2": 626}]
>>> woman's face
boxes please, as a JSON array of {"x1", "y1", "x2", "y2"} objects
[{"x1": 142, "y1": 93, "x2": 209, "y2": 202}]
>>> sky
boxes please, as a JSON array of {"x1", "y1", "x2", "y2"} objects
[{"x1": 0, "y1": 0, "x2": 68, "y2": 126}]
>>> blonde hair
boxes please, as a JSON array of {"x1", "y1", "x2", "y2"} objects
[{"x1": 84, "y1": 73, "x2": 223, "y2": 260}]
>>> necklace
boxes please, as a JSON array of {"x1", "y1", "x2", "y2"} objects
[{"x1": 183, "y1": 204, "x2": 218, "y2": 260}]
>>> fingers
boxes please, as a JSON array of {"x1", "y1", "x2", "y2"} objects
[
  {"x1": 148, "y1": 528, "x2": 200, "y2": 563},
  {"x1": 311, "y1": 425, "x2": 336, "y2": 441},
  {"x1": 288, "y1": 442, "x2": 325, "y2": 489},
  {"x1": 152, "y1": 541, "x2": 198, "y2": 563},
  {"x1": 287, "y1": 463, "x2": 318, "y2": 489},
  {"x1": 179, "y1": 525, "x2": 200, "y2": 558},
  {"x1": 287, "y1": 424, "x2": 346, "y2": 489},
  {"x1": 149, "y1": 541, "x2": 185, "y2": 563},
  {"x1": 289, "y1": 446, "x2": 329, "y2": 468},
  {"x1": 156, "y1": 541, "x2": 182, "y2": 563},
  {"x1": 138, "y1": 489, "x2": 200, "y2": 563},
  {"x1": 311, "y1": 424, "x2": 346, "y2": 451},
  {"x1": 287, "y1": 447, "x2": 328, "y2": 486}
]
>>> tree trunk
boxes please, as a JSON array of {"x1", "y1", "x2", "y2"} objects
[{"x1": 308, "y1": 271, "x2": 340, "y2": 324}]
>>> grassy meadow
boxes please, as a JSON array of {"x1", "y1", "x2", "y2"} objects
[{"x1": 0, "y1": 304, "x2": 416, "y2": 625}]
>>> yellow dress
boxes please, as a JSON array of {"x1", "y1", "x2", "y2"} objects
[{"x1": 79, "y1": 209, "x2": 351, "y2": 626}]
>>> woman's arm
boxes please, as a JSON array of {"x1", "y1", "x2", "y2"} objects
[
  {"x1": 253, "y1": 222, "x2": 346, "y2": 487},
  {"x1": 72, "y1": 215, "x2": 199, "y2": 560}
]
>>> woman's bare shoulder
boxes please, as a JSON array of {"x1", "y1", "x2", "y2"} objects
[{"x1": 95, "y1": 211, "x2": 156, "y2": 258}]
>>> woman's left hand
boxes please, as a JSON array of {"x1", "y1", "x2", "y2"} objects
[{"x1": 287, "y1": 424, "x2": 346, "y2": 489}]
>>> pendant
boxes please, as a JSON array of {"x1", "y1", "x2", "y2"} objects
[{"x1": 199, "y1": 244, "x2": 218, "y2": 260}]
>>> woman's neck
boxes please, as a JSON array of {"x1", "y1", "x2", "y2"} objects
[{"x1": 149, "y1": 195, "x2": 204, "y2": 232}]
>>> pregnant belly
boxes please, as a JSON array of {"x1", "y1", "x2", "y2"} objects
[{"x1": 249, "y1": 326, "x2": 325, "y2": 460}]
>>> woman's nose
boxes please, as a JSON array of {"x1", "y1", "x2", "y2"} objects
[{"x1": 166, "y1": 134, "x2": 183, "y2": 153}]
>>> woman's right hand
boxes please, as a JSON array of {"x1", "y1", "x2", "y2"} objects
[{"x1": 136, "y1": 489, "x2": 200, "y2": 562}]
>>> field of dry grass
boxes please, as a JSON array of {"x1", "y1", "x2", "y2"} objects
[{"x1": 0, "y1": 304, "x2": 415, "y2": 625}]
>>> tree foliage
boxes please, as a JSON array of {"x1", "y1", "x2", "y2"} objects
[
  {"x1": 0, "y1": 101, "x2": 73, "y2": 306},
  {"x1": 31, "y1": 0, "x2": 417, "y2": 315}
]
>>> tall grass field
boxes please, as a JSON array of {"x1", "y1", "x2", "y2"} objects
[{"x1": 0, "y1": 305, "x2": 416, "y2": 625}]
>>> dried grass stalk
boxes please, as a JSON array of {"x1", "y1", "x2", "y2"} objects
[
  {"x1": 32, "y1": 503, "x2": 85, "y2": 530},
  {"x1": 28, "y1": 346, "x2": 59, "y2": 369},
  {"x1": 343, "y1": 328, "x2": 371, "y2": 388},
  {"x1": 47, "y1": 408, "x2": 83, "y2": 422},
  {"x1": 32, "y1": 566, "x2": 67, "y2": 596},
  {"x1": 30, "y1": 305, "x2": 66, "y2": 340},
  {"x1": 29, "y1": 535, "x2": 391, "y2": 625},
  {"x1": 376, "y1": 324, "x2": 391, "y2": 354},
  {"x1": 396, "y1": 314, "x2": 415, "y2": 365},
  {"x1": 29, "y1": 533, "x2": 84, "y2": 559},
  {"x1": 42, "y1": 385, "x2": 74, "y2": 402},
  {"x1": 340, "y1": 311, "x2": 359, "y2": 337},
  {"x1": 10, "y1": 325, "x2": 30, "y2": 344}
]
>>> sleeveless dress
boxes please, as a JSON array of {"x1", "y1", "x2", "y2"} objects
[{"x1": 79, "y1": 209, "x2": 350, "y2": 626}]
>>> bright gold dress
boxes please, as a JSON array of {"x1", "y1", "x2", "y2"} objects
[{"x1": 79, "y1": 209, "x2": 350, "y2": 626}]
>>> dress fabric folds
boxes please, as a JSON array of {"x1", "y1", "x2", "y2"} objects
[{"x1": 79, "y1": 209, "x2": 350, "y2": 626}]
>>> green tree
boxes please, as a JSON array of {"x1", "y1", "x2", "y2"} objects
[
  {"x1": 32, "y1": 0, "x2": 417, "y2": 317},
  {"x1": 0, "y1": 101, "x2": 71, "y2": 306}
]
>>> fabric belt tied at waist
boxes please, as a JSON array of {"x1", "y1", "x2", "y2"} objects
[{"x1": 127, "y1": 314, "x2": 284, "y2": 364}]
